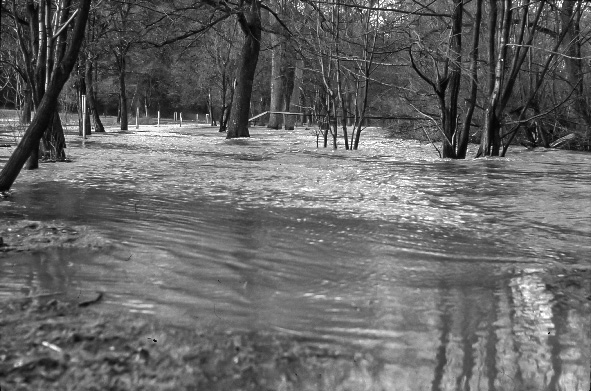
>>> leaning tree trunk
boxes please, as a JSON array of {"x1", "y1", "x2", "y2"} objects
[
  {"x1": 40, "y1": 110, "x2": 67, "y2": 161},
  {"x1": 226, "y1": 0, "x2": 261, "y2": 139},
  {"x1": 0, "y1": 0, "x2": 91, "y2": 192}
]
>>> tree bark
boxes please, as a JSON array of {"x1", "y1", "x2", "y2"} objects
[
  {"x1": 207, "y1": 89, "x2": 217, "y2": 126},
  {"x1": 480, "y1": 0, "x2": 510, "y2": 157},
  {"x1": 0, "y1": 0, "x2": 91, "y2": 192},
  {"x1": 77, "y1": 60, "x2": 91, "y2": 136},
  {"x1": 283, "y1": 53, "x2": 297, "y2": 130},
  {"x1": 42, "y1": 111, "x2": 67, "y2": 160},
  {"x1": 457, "y1": 0, "x2": 482, "y2": 159},
  {"x1": 267, "y1": 8, "x2": 285, "y2": 129},
  {"x1": 85, "y1": 56, "x2": 104, "y2": 132},
  {"x1": 441, "y1": 0, "x2": 463, "y2": 158},
  {"x1": 288, "y1": 59, "x2": 304, "y2": 130},
  {"x1": 118, "y1": 54, "x2": 128, "y2": 131},
  {"x1": 561, "y1": 0, "x2": 591, "y2": 146},
  {"x1": 226, "y1": 0, "x2": 261, "y2": 139},
  {"x1": 20, "y1": 87, "x2": 32, "y2": 124}
]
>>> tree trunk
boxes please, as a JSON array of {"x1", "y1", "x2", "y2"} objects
[
  {"x1": 226, "y1": 0, "x2": 261, "y2": 139},
  {"x1": 219, "y1": 71, "x2": 229, "y2": 132},
  {"x1": 85, "y1": 57, "x2": 104, "y2": 132},
  {"x1": 480, "y1": 0, "x2": 545, "y2": 156},
  {"x1": 282, "y1": 49, "x2": 296, "y2": 130},
  {"x1": 208, "y1": 90, "x2": 216, "y2": 126},
  {"x1": 267, "y1": 9, "x2": 285, "y2": 129},
  {"x1": 289, "y1": 60, "x2": 304, "y2": 129},
  {"x1": 118, "y1": 55, "x2": 128, "y2": 131},
  {"x1": 24, "y1": 141, "x2": 40, "y2": 170},
  {"x1": 42, "y1": 111, "x2": 67, "y2": 160},
  {"x1": 480, "y1": 0, "x2": 510, "y2": 157},
  {"x1": 20, "y1": 87, "x2": 32, "y2": 124},
  {"x1": 0, "y1": 0, "x2": 91, "y2": 192},
  {"x1": 457, "y1": 0, "x2": 482, "y2": 159},
  {"x1": 561, "y1": 0, "x2": 591, "y2": 146},
  {"x1": 441, "y1": 0, "x2": 463, "y2": 158},
  {"x1": 220, "y1": 84, "x2": 234, "y2": 133},
  {"x1": 78, "y1": 62, "x2": 91, "y2": 136}
]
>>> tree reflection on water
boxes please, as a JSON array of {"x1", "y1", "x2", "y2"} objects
[{"x1": 426, "y1": 270, "x2": 589, "y2": 391}]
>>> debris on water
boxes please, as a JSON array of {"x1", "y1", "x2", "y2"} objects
[
  {"x1": 0, "y1": 220, "x2": 110, "y2": 252},
  {"x1": 78, "y1": 292, "x2": 104, "y2": 308}
]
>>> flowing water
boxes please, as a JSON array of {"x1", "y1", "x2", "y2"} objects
[{"x1": 1, "y1": 125, "x2": 590, "y2": 390}]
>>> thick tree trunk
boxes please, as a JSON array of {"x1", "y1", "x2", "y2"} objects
[
  {"x1": 288, "y1": 59, "x2": 304, "y2": 129},
  {"x1": 0, "y1": 0, "x2": 91, "y2": 192},
  {"x1": 457, "y1": 0, "x2": 482, "y2": 159},
  {"x1": 267, "y1": 10, "x2": 285, "y2": 129},
  {"x1": 226, "y1": 0, "x2": 261, "y2": 139},
  {"x1": 561, "y1": 0, "x2": 591, "y2": 146},
  {"x1": 24, "y1": 141, "x2": 40, "y2": 170},
  {"x1": 282, "y1": 51, "x2": 296, "y2": 130},
  {"x1": 42, "y1": 111, "x2": 67, "y2": 160}
]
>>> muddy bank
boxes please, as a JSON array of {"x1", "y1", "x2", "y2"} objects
[{"x1": 0, "y1": 220, "x2": 109, "y2": 253}]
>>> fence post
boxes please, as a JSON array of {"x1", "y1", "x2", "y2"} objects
[
  {"x1": 82, "y1": 95, "x2": 87, "y2": 139},
  {"x1": 180, "y1": 112, "x2": 183, "y2": 127},
  {"x1": 157, "y1": 110, "x2": 160, "y2": 127},
  {"x1": 136, "y1": 107, "x2": 139, "y2": 129}
]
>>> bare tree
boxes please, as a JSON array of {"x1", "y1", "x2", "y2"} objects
[{"x1": 0, "y1": 0, "x2": 91, "y2": 192}]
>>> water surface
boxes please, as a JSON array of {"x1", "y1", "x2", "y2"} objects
[{"x1": 1, "y1": 125, "x2": 589, "y2": 390}]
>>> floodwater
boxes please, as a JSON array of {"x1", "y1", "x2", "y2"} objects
[{"x1": 1, "y1": 124, "x2": 590, "y2": 390}]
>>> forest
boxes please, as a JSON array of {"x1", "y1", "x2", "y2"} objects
[{"x1": 1, "y1": 0, "x2": 591, "y2": 190}]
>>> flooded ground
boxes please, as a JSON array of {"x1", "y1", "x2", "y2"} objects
[{"x1": 1, "y1": 124, "x2": 590, "y2": 390}]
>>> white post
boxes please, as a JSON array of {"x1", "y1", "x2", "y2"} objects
[
  {"x1": 82, "y1": 94, "x2": 87, "y2": 139},
  {"x1": 136, "y1": 107, "x2": 139, "y2": 129},
  {"x1": 180, "y1": 112, "x2": 183, "y2": 127},
  {"x1": 157, "y1": 110, "x2": 160, "y2": 127},
  {"x1": 174, "y1": 112, "x2": 177, "y2": 121},
  {"x1": 206, "y1": 114, "x2": 210, "y2": 124}
]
